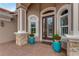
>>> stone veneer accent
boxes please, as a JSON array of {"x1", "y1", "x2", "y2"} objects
[
  {"x1": 67, "y1": 38, "x2": 79, "y2": 56},
  {"x1": 15, "y1": 32, "x2": 27, "y2": 46}
]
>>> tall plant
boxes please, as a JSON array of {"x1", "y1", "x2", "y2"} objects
[{"x1": 52, "y1": 34, "x2": 61, "y2": 41}]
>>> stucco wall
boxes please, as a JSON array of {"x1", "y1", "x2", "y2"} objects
[
  {"x1": 26, "y1": 3, "x2": 66, "y2": 42},
  {"x1": 27, "y1": 4, "x2": 40, "y2": 42},
  {"x1": 26, "y1": 3, "x2": 65, "y2": 30},
  {"x1": 27, "y1": 3, "x2": 58, "y2": 18},
  {"x1": 40, "y1": 3, "x2": 56, "y2": 10},
  {"x1": 27, "y1": 3, "x2": 40, "y2": 31},
  {"x1": 56, "y1": 3, "x2": 65, "y2": 11},
  {"x1": 0, "y1": 17, "x2": 17, "y2": 43}
]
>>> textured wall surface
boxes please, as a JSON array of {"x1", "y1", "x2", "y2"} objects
[{"x1": 0, "y1": 17, "x2": 17, "y2": 43}]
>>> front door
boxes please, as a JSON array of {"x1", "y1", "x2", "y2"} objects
[{"x1": 42, "y1": 15, "x2": 54, "y2": 40}]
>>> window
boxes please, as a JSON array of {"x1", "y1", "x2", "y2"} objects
[
  {"x1": 60, "y1": 10, "x2": 68, "y2": 35},
  {"x1": 31, "y1": 22, "x2": 36, "y2": 33},
  {"x1": 47, "y1": 16, "x2": 54, "y2": 36},
  {"x1": 30, "y1": 17, "x2": 36, "y2": 33},
  {"x1": 28, "y1": 15, "x2": 39, "y2": 36},
  {"x1": 61, "y1": 9, "x2": 68, "y2": 15}
]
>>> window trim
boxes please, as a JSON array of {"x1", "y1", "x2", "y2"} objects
[
  {"x1": 60, "y1": 14, "x2": 68, "y2": 35},
  {"x1": 28, "y1": 15, "x2": 39, "y2": 36},
  {"x1": 57, "y1": 4, "x2": 72, "y2": 36}
]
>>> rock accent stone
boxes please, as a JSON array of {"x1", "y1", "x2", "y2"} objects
[{"x1": 15, "y1": 32, "x2": 27, "y2": 46}]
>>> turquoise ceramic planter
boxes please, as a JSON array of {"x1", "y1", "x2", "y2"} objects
[
  {"x1": 51, "y1": 41, "x2": 61, "y2": 53},
  {"x1": 28, "y1": 36, "x2": 35, "y2": 44}
]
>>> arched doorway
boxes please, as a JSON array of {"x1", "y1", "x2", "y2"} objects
[{"x1": 40, "y1": 7, "x2": 56, "y2": 42}]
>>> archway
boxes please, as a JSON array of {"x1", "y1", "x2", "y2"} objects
[{"x1": 40, "y1": 7, "x2": 56, "y2": 42}]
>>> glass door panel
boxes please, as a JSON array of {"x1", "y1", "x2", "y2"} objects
[
  {"x1": 42, "y1": 18, "x2": 47, "y2": 39},
  {"x1": 42, "y1": 15, "x2": 54, "y2": 40},
  {"x1": 47, "y1": 17, "x2": 54, "y2": 37}
]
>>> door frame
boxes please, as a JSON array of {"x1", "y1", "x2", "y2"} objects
[
  {"x1": 42, "y1": 15, "x2": 55, "y2": 40},
  {"x1": 40, "y1": 7, "x2": 56, "y2": 42}
]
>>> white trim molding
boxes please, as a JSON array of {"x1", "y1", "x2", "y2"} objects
[
  {"x1": 73, "y1": 3, "x2": 79, "y2": 35},
  {"x1": 17, "y1": 8, "x2": 26, "y2": 33},
  {"x1": 41, "y1": 7, "x2": 56, "y2": 15},
  {"x1": 28, "y1": 15, "x2": 39, "y2": 37},
  {"x1": 40, "y1": 7, "x2": 56, "y2": 42}
]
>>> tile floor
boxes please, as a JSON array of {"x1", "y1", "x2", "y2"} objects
[{"x1": 0, "y1": 40, "x2": 66, "y2": 56}]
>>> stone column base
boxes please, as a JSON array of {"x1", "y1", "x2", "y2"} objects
[{"x1": 15, "y1": 32, "x2": 28, "y2": 46}]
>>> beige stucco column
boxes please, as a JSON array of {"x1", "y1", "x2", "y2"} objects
[
  {"x1": 66, "y1": 4, "x2": 79, "y2": 56},
  {"x1": 15, "y1": 7, "x2": 27, "y2": 46},
  {"x1": 73, "y1": 3, "x2": 79, "y2": 35}
]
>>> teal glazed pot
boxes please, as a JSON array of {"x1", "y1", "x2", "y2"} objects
[
  {"x1": 28, "y1": 36, "x2": 35, "y2": 44},
  {"x1": 51, "y1": 41, "x2": 61, "y2": 53}
]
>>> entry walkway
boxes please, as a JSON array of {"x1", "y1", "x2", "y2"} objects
[{"x1": 0, "y1": 41, "x2": 66, "y2": 56}]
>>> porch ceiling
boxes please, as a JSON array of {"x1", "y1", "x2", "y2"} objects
[
  {"x1": 16, "y1": 3, "x2": 31, "y2": 10},
  {"x1": 16, "y1": 3, "x2": 70, "y2": 10},
  {"x1": 21, "y1": 3, "x2": 31, "y2": 9}
]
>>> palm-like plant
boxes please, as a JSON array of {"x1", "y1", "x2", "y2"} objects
[{"x1": 52, "y1": 34, "x2": 61, "y2": 41}]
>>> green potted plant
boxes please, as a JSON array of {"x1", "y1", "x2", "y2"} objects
[
  {"x1": 28, "y1": 32, "x2": 35, "y2": 44},
  {"x1": 52, "y1": 34, "x2": 61, "y2": 42},
  {"x1": 51, "y1": 34, "x2": 61, "y2": 53}
]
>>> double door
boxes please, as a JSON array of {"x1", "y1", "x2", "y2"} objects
[{"x1": 42, "y1": 15, "x2": 54, "y2": 40}]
